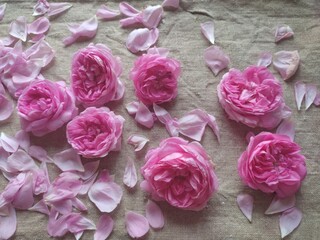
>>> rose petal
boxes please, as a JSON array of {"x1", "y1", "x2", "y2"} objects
[
  {"x1": 257, "y1": 52, "x2": 272, "y2": 67},
  {"x1": 279, "y1": 207, "x2": 302, "y2": 238},
  {"x1": 294, "y1": 81, "x2": 306, "y2": 111},
  {"x1": 78, "y1": 172, "x2": 99, "y2": 195},
  {"x1": 7, "y1": 149, "x2": 38, "y2": 172},
  {"x1": 123, "y1": 158, "x2": 138, "y2": 188},
  {"x1": 162, "y1": 0, "x2": 180, "y2": 10},
  {"x1": 33, "y1": 0, "x2": 49, "y2": 16},
  {"x1": 142, "y1": 5, "x2": 163, "y2": 29},
  {"x1": 305, "y1": 84, "x2": 317, "y2": 110},
  {"x1": 53, "y1": 148, "x2": 84, "y2": 172},
  {"x1": 126, "y1": 28, "x2": 159, "y2": 53},
  {"x1": 0, "y1": 204, "x2": 16, "y2": 240},
  {"x1": 0, "y1": 35, "x2": 17, "y2": 47},
  {"x1": 119, "y1": 2, "x2": 140, "y2": 17},
  {"x1": 15, "y1": 130, "x2": 30, "y2": 151},
  {"x1": 72, "y1": 198, "x2": 88, "y2": 212},
  {"x1": 0, "y1": 3, "x2": 6, "y2": 21},
  {"x1": 96, "y1": 4, "x2": 120, "y2": 20},
  {"x1": 0, "y1": 132, "x2": 19, "y2": 153},
  {"x1": 135, "y1": 101, "x2": 154, "y2": 128},
  {"x1": 9, "y1": 16, "x2": 27, "y2": 42},
  {"x1": 273, "y1": 50, "x2": 300, "y2": 81},
  {"x1": 200, "y1": 21, "x2": 215, "y2": 44},
  {"x1": 147, "y1": 46, "x2": 169, "y2": 57},
  {"x1": 204, "y1": 45, "x2": 230, "y2": 76},
  {"x1": 245, "y1": 132, "x2": 255, "y2": 143},
  {"x1": 126, "y1": 101, "x2": 140, "y2": 115},
  {"x1": 47, "y1": 2, "x2": 72, "y2": 17},
  {"x1": 77, "y1": 161, "x2": 100, "y2": 180},
  {"x1": 28, "y1": 199, "x2": 50, "y2": 215},
  {"x1": 127, "y1": 135, "x2": 149, "y2": 151},
  {"x1": 146, "y1": 200, "x2": 164, "y2": 229},
  {"x1": 276, "y1": 119, "x2": 295, "y2": 141},
  {"x1": 153, "y1": 104, "x2": 179, "y2": 137},
  {"x1": 94, "y1": 214, "x2": 114, "y2": 240},
  {"x1": 11, "y1": 173, "x2": 34, "y2": 209},
  {"x1": 28, "y1": 145, "x2": 52, "y2": 163},
  {"x1": 125, "y1": 211, "x2": 149, "y2": 238},
  {"x1": 28, "y1": 17, "x2": 50, "y2": 35},
  {"x1": 314, "y1": 91, "x2": 320, "y2": 106},
  {"x1": 236, "y1": 193, "x2": 254, "y2": 222},
  {"x1": 275, "y1": 24, "x2": 294, "y2": 43},
  {"x1": 265, "y1": 195, "x2": 295, "y2": 215}
]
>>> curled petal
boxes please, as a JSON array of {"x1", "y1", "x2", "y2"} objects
[
  {"x1": 0, "y1": 132, "x2": 19, "y2": 153},
  {"x1": 146, "y1": 200, "x2": 164, "y2": 229},
  {"x1": 273, "y1": 50, "x2": 300, "y2": 81},
  {"x1": 294, "y1": 81, "x2": 306, "y2": 111},
  {"x1": 119, "y1": 2, "x2": 140, "y2": 17},
  {"x1": 96, "y1": 5, "x2": 120, "y2": 20},
  {"x1": 123, "y1": 158, "x2": 138, "y2": 188},
  {"x1": 200, "y1": 21, "x2": 215, "y2": 44},
  {"x1": 257, "y1": 52, "x2": 272, "y2": 67},
  {"x1": 153, "y1": 104, "x2": 179, "y2": 137},
  {"x1": 0, "y1": 204, "x2": 16, "y2": 240},
  {"x1": 94, "y1": 214, "x2": 114, "y2": 240},
  {"x1": 125, "y1": 211, "x2": 149, "y2": 238},
  {"x1": 126, "y1": 28, "x2": 159, "y2": 53},
  {"x1": 127, "y1": 135, "x2": 149, "y2": 151},
  {"x1": 275, "y1": 24, "x2": 294, "y2": 43},
  {"x1": 305, "y1": 84, "x2": 317, "y2": 110},
  {"x1": 9, "y1": 16, "x2": 27, "y2": 42},
  {"x1": 47, "y1": 2, "x2": 72, "y2": 17},
  {"x1": 265, "y1": 195, "x2": 295, "y2": 215},
  {"x1": 33, "y1": 0, "x2": 49, "y2": 16},
  {"x1": 53, "y1": 148, "x2": 84, "y2": 172},
  {"x1": 276, "y1": 119, "x2": 295, "y2": 141},
  {"x1": 126, "y1": 101, "x2": 139, "y2": 115},
  {"x1": 0, "y1": 3, "x2": 6, "y2": 21},
  {"x1": 162, "y1": 0, "x2": 180, "y2": 10},
  {"x1": 280, "y1": 207, "x2": 302, "y2": 238},
  {"x1": 142, "y1": 5, "x2": 163, "y2": 29},
  {"x1": 28, "y1": 17, "x2": 50, "y2": 35},
  {"x1": 204, "y1": 45, "x2": 230, "y2": 76},
  {"x1": 135, "y1": 102, "x2": 154, "y2": 128},
  {"x1": 236, "y1": 193, "x2": 254, "y2": 222}
]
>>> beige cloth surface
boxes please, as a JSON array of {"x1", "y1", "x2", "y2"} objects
[{"x1": 1, "y1": 0, "x2": 320, "y2": 239}]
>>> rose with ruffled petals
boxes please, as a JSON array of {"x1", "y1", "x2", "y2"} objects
[
  {"x1": 71, "y1": 43, "x2": 124, "y2": 107},
  {"x1": 141, "y1": 137, "x2": 218, "y2": 211},
  {"x1": 66, "y1": 107, "x2": 124, "y2": 158},
  {"x1": 17, "y1": 80, "x2": 78, "y2": 137},
  {"x1": 238, "y1": 132, "x2": 306, "y2": 198},
  {"x1": 217, "y1": 66, "x2": 291, "y2": 129},
  {"x1": 130, "y1": 53, "x2": 181, "y2": 105}
]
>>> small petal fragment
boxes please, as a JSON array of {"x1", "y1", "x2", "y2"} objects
[
  {"x1": 119, "y1": 2, "x2": 140, "y2": 17},
  {"x1": 162, "y1": 0, "x2": 180, "y2": 10},
  {"x1": 273, "y1": 50, "x2": 300, "y2": 81},
  {"x1": 126, "y1": 101, "x2": 139, "y2": 115},
  {"x1": 33, "y1": 0, "x2": 49, "y2": 16},
  {"x1": 53, "y1": 148, "x2": 84, "y2": 172},
  {"x1": 305, "y1": 84, "x2": 317, "y2": 110},
  {"x1": 204, "y1": 46, "x2": 230, "y2": 76},
  {"x1": 279, "y1": 207, "x2": 302, "y2": 238},
  {"x1": 127, "y1": 135, "x2": 149, "y2": 151},
  {"x1": 0, "y1": 3, "x2": 6, "y2": 21},
  {"x1": 146, "y1": 200, "x2": 164, "y2": 229},
  {"x1": 123, "y1": 158, "x2": 138, "y2": 188},
  {"x1": 9, "y1": 16, "x2": 28, "y2": 42},
  {"x1": 265, "y1": 195, "x2": 295, "y2": 215},
  {"x1": 135, "y1": 102, "x2": 154, "y2": 128},
  {"x1": 200, "y1": 21, "x2": 215, "y2": 44},
  {"x1": 275, "y1": 24, "x2": 294, "y2": 43},
  {"x1": 126, "y1": 28, "x2": 159, "y2": 53},
  {"x1": 96, "y1": 5, "x2": 120, "y2": 20},
  {"x1": 276, "y1": 119, "x2": 295, "y2": 141},
  {"x1": 314, "y1": 91, "x2": 320, "y2": 106},
  {"x1": 294, "y1": 81, "x2": 306, "y2": 111},
  {"x1": 28, "y1": 17, "x2": 50, "y2": 35},
  {"x1": 257, "y1": 52, "x2": 272, "y2": 67},
  {"x1": 0, "y1": 204, "x2": 16, "y2": 240},
  {"x1": 94, "y1": 214, "x2": 114, "y2": 240},
  {"x1": 236, "y1": 193, "x2": 254, "y2": 222},
  {"x1": 125, "y1": 211, "x2": 149, "y2": 238},
  {"x1": 47, "y1": 2, "x2": 72, "y2": 17}
]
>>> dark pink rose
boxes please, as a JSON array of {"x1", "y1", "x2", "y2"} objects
[
  {"x1": 17, "y1": 80, "x2": 78, "y2": 137},
  {"x1": 141, "y1": 137, "x2": 218, "y2": 211},
  {"x1": 66, "y1": 107, "x2": 124, "y2": 158},
  {"x1": 217, "y1": 66, "x2": 291, "y2": 129},
  {"x1": 238, "y1": 132, "x2": 306, "y2": 198},
  {"x1": 130, "y1": 53, "x2": 181, "y2": 105},
  {"x1": 71, "y1": 43, "x2": 124, "y2": 107}
]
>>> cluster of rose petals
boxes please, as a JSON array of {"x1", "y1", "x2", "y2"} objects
[
  {"x1": 238, "y1": 132, "x2": 307, "y2": 198},
  {"x1": 130, "y1": 51, "x2": 181, "y2": 105},
  {"x1": 217, "y1": 65, "x2": 291, "y2": 129},
  {"x1": 141, "y1": 137, "x2": 218, "y2": 211},
  {"x1": 71, "y1": 43, "x2": 124, "y2": 107},
  {"x1": 17, "y1": 79, "x2": 78, "y2": 137},
  {"x1": 67, "y1": 107, "x2": 124, "y2": 158}
]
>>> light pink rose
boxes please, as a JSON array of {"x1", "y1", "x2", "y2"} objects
[
  {"x1": 238, "y1": 132, "x2": 306, "y2": 198},
  {"x1": 17, "y1": 80, "x2": 78, "y2": 137},
  {"x1": 71, "y1": 43, "x2": 124, "y2": 107},
  {"x1": 66, "y1": 107, "x2": 124, "y2": 158},
  {"x1": 141, "y1": 137, "x2": 218, "y2": 211},
  {"x1": 217, "y1": 66, "x2": 291, "y2": 129},
  {"x1": 130, "y1": 53, "x2": 181, "y2": 105}
]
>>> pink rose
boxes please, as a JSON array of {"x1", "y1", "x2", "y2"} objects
[
  {"x1": 66, "y1": 107, "x2": 124, "y2": 158},
  {"x1": 141, "y1": 137, "x2": 218, "y2": 211},
  {"x1": 71, "y1": 43, "x2": 124, "y2": 107},
  {"x1": 17, "y1": 80, "x2": 78, "y2": 137},
  {"x1": 238, "y1": 132, "x2": 306, "y2": 198},
  {"x1": 130, "y1": 52, "x2": 181, "y2": 105},
  {"x1": 217, "y1": 66, "x2": 291, "y2": 129}
]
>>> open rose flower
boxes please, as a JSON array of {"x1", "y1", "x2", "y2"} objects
[
  {"x1": 141, "y1": 137, "x2": 218, "y2": 211},
  {"x1": 238, "y1": 132, "x2": 306, "y2": 198},
  {"x1": 217, "y1": 66, "x2": 291, "y2": 129},
  {"x1": 17, "y1": 80, "x2": 78, "y2": 137},
  {"x1": 71, "y1": 43, "x2": 124, "y2": 107},
  {"x1": 66, "y1": 107, "x2": 124, "y2": 158},
  {"x1": 130, "y1": 52, "x2": 181, "y2": 105}
]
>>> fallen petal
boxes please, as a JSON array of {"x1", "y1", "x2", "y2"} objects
[
  {"x1": 162, "y1": 0, "x2": 180, "y2": 10},
  {"x1": 257, "y1": 52, "x2": 272, "y2": 67},
  {"x1": 33, "y1": 0, "x2": 49, "y2": 16},
  {"x1": 0, "y1": 132, "x2": 19, "y2": 153},
  {"x1": 135, "y1": 102, "x2": 154, "y2": 128},
  {"x1": 15, "y1": 130, "x2": 30, "y2": 151},
  {"x1": 294, "y1": 81, "x2": 306, "y2": 111},
  {"x1": 236, "y1": 193, "x2": 254, "y2": 222},
  {"x1": 28, "y1": 17, "x2": 50, "y2": 35},
  {"x1": 28, "y1": 145, "x2": 52, "y2": 163},
  {"x1": 94, "y1": 214, "x2": 114, "y2": 240},
  {"x1": 47, "y1": 2, "x2": 72, "y2": 17},
  {"x1": 0, "y1": 204, "x2": 16, "y2": 240},
  {"x1": 275, "y1": 24, "x2": 294, "y2": 43},
  {"x1": 314, "y1": 91, "x2": 320, "y2": 106},
  {"x1": 200, "y1": 21, "x2": 215, "y2": 44},
  {"x1": 273, "y1": 50, "x2": 300, "y2": 81},
  {"x1": 142, "y1": 5, "x2": 163, "y2": 29},
  {"x1": 125, "y1": 211, "x2": 149, "y2": 238},
  {"x1": 53, "y1": 148, "x2": 84, "y2": 172},
  {"x1": 0, "y1": 93, "x2": 14, "y2": 122},
  {"x1": 126, "y1": 28, "x2": 159, "y2": 53},
  {"x1": 280, "y1": 207, "x2": 302, "y2": 238},
  {"x1": 204, "y1": 45, "x2": 230, "y2": 76},
  {"x1": 119, "y1": 2, "x2": 140, "y2": 17},
  {"x1": 147, "y1": 46, "x2": 169, "y2": 57},
  {"x1": 153, "y1": 104, "x2": 179, "y2": 137},
  {"x1": 146, "y1": 200, "x2": 164, "y2": 229},
  {"x1": 305, "y1": 84, "x2": 317, "y2": 110},
  {"x1": 9, "y1": 16, "x2": 27, "y2": 42},
  {"x1": 0, "y1": 3, "x2": 6, "y2": 21},
  {"x1": 276, "y1": 119, "x2": 295, "y2": 141},
  {"x1": 7, "y1": 149, "x2": 38, "y2": 172},
  {"x1": 28, "y1": 199, "x2": 50, "y2": 215},
  {"x1": 126, "y1": 101, "x2": 140, "y2": 115},
  {"x1": 127, "y1": 135, "x2": 149, "y2": 151},
  {"x1": 123, "y1": 158, "x2": 138, "y2": 188},
  {"x1": 96, "y1": 4, "x2": 120, "y2": 20},
  {"x1": 265, "y1": 195, "x2": 295, "y2": 215}
]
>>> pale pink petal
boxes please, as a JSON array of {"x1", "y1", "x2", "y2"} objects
[
  {"x1": 77, "y1": 161, "x2": 100, "y2": 180},
  {"x1": 53, "y1": 148, "x2": 84, "y2": 172},
  {"x1": 314, "y1": 91, "x2": 320, "y2": 106},
  {"x1": 162, "y1": 0, "x2": 180, "y2": 10},
  {"x1": 265, "y1": 195, "x2": 295, "y2": 215},
  {"x1": 94, "y1": 214, "x2": 114, "y2": 240},
  {"x1": 28, "y1": 199, "x2": 50, "y2": 215},
  {"x1": 47, "y1": 2, "x2": 72, "y2": 17},
  {"x1": 0, "y1": 35, "x2": 17, "y2": 47},
  {"x1": 236, "y1": 193, "x2": 254, "y2": 222},
  {"x1": 147, "y1": 46, "x2": 169, "y2": 57},
  {"x1": 146, "y1": 200, "x2": 164, "y2": 229},
  {"x1": 126, "y1": 101, "x2": 139, "y2": 115},
  {"x1": 11, "y1": 173, "x2": 34, "y2": 209},
  {"x1": 0, "y1": 3, "x2": 6, "y2": 21},
  {"x1": 294, "y1": 81, "x2": 306, "y2": 111},
  {"x1": 72, "y1": 198, "x2": 88, "y2": 212},
  {"x1": 135, "y1": 102, "x2": 154, "y2": 128},
  {"x1": 123, "y1": 158, "x2": 138, "y2": 188},
  {"x1": 280, "y1": 207, "x2": 302, "y2": 238},
  {"x1": 305, "y1": 84, "x2": 317, "y2": 110},
  {"x1": 119, "y1": 2, "x2": 140, "y2": 17},
  {"x1": 126, "y1": 28, "x2": 159, "y2": 53},
  {"x1": 28, "y1": 34, "x2": 46, "y2": 44},
  {"x1": 245, "y1": 132, "x2": 255, "y2": 143},
  {"x1": 32, "y1": 162, "x2": 50, "y2": 195},
  {"x1": 125, "y1": 211, "x2": 149, "y2": 238},
  {"x1": 276, "y1": 119, "x2": 295, "y2": 141},
  {"x1": 75, "y1": 232, "x2": 83, "y2": 240},
  {"x1": 142, "y1": 5, "x2": 163, "y2": 29},
  {"x1": 204, "y1": 111, "x2": 221, "y2": 143},
  {"x1": 33, "y1": 0, "x2": 49, "y2": 16},
  {"x1": 0, "y1": 204, "x2": 16, "y2": 240},
  {"x1": 78, "y1": 172, "x2": 99, "y2": 195},
  {"x1": 273, "y1": 50, "x2": 300, "y2": 81},
  {"x1": 200, "y1": 21, "x2": 215, "y2": 44},
  {"x1": 28, "y1": 17, "x2": 50, "y2": 35},
  {"x1": 153, "y1": 104, "x2": 179, "y2": 137},
  {"x1": 9, "y1": 16, "x2": 27, "y2": 42},
  {"x1": 257, "y1": 52, "x2": 272, "y2": 67},
  {"x1": 0, "y1": 132, "x2": 19, "y2": 153},
  {"x1": 28, "y1": 145, "x2": 52, "y2": 163},
  {"x1": 7, "y1": 149, "x2": 38, "y2": 172},
  {"x1": 63, "y1": 16, "x2": 98, "y2": 46},
  {"x1": 127, "y1": 135, "x2": 149, "y2": 151},
  {"x1": 96, "y1": 5, "x2": 120, "y2": 20},
  {"x1": 15, "y1": 130, "x2": 30, "y2": 151},
  {"x1": 204, "y1": 45, "x2": 230, "y2": 76},
  {"x1": 275, "y1": 24, "x2": 294, "y2": 43}
]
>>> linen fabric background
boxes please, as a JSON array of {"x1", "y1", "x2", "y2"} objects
[{"x1": 1, "y1": 0, "x2": 319, "y2": 239}]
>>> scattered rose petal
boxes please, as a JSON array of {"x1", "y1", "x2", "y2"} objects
[
  {"x1": 294, "y1": 81, "x2": 306, "y2": 111},
  {"x1": 153, "y1": 104, "x2": 179, "y2": 137},
  {"x1": 28, "y1": 199, "x2": 50, "y2": 215},
  {"x1": 276, "y1": 119, "x2": 295, "y2": 141},
  {"x1": 127, "y1": 135, "x2": 149, "y2": 151},
  {"x1": 33, "y1": 0, "x2": 49, "y2": 16},
  {"x1": 47, "y1": 2, "x2": 72, "y2": 17},
  {"x1": 275, "y1": 24, "x2": 294, "y2": 43},
  {"x1": 0, "y1": 35, "x2": 17, "y2": 47},
  {"x1": 72, "y1": 198, "x2": 87, "y2": 212},
  {"x1": 126, "y1": 28, "x2": 159, "y2": 53},
  {"x1": 257, "y1": 52, "x2": 272, "y2": 67},
  {"x1": 53, "y1": 148, "x2": 84, "y2": 172},
  {"x1": 96, "y1": 5, "x2": 120, "y2": 20},
  {"x1": 0, "y1": 93, "x2": 14, "y2": 122},
  {"x1": 123, "y1": 158, "x2": 138, "y2": 188},
  {"x1": 78, "y1": 172, "x2": 99, "y2": 195},
  {"x1": 135, "y1": 102, "x2": 154, "y2": 128},
  {"x1": 305, "y1": 84, "x2": 317, "y2": 110},
  {"x1": 0, "y1": 3, "x2": 6, "y2": 21},
  {"x1": 162, "y1": 0, "x2": 179, "y2": 10},
  {"x1": 146, "y1": 200, "x2": 164, "y2": 229},
  {"x1": 28, "y1": 17, "x2": 50, "y2": 35},
  {"x1": 9, "y1": 16, "x2": 27, "y2": 42},
  {"x1": 236, "y1": 193, "x2": 254, "y2": 222},
  {"x1": 200, "y1": 21, "x2": 215, "y2": 44},
  {"x1": 28, "y1": 145, "x2": 52, "y2": 163},
  {"x1": 126, "y1": 101, "x2": 139, "y2": 115},
  {"x1": 77, "y1": 161, "x2": 100, "y2": 181},
  {"x1": 32, "y1": 162, "x2": 50, "y2": 195},
  {"x1": 119, "y1": 2, "x2": 140, "y2": 17},
  {"x1": 204, "y1": 45, "x2": 230, "y2": 76},
  {"x1": 142, "y1": 5, "x2": 163, "y2": 29},
  {"x1": 273, "y1": 50, "x2": 300, "y2": 81},
  {"x1": 314, "y1": 91, "x2": 320, "y2": 106},
  {"x1": 265, "y1": 195, "x2": 295, "y2": 215},
  {"x1": 0, "y1": 132, "x2": 19, "y2": 153},
  {"x1": 15, "y1": 130, "x2": 30, "y2": 151},
  {"x1": 94, "y1": 214, "x2": 114, "y2": 240},
  {"x1": 125, "y1": 211, "x2": 149, "y2": 238},
  {"x1": 7, "y1": 149, "x2": 38, "y2": 172},
  {"x1": 147, "y1": 46, "x2": 169, "y2": 57},
  {"x1": 0, "y1": 204, "x2": 16, "y2": 240},
  {"x1": 279, "y1": 207, "x2": 302, "y2": 238}
]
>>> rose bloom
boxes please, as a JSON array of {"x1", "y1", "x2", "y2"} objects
[
  {"x1": 217, "y1": 66, "x2": 291, "y2": 129},
  {"x1": 238, "y1": 132, "x2": 306, "y2": 198},
  {"x1": 17, "y1": 80, "x2": 78, "y2": 137},
  {"x1": 71, "y1": 43, "x2": 124, "y2": 107},
  {"x1": 141, "y1": 137, "x2": 218, "y2": 211},
  {"x1": 130, "y1": 53, "x2": 181, "y2": 105},
  {"x1": 66, "y1": 107, "x2": 124, "y2": 158}
]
